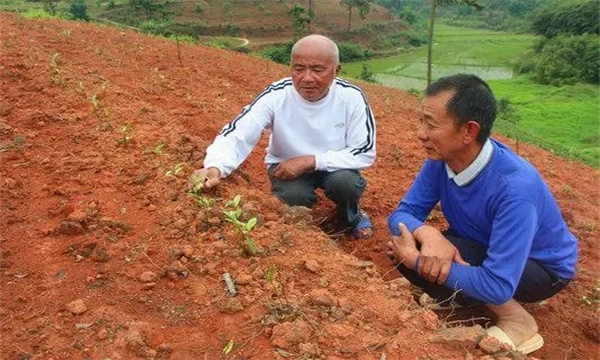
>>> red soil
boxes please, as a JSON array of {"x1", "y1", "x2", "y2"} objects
[{"x1": 0, "y1": 13, "x2": 598, "y2": 360}]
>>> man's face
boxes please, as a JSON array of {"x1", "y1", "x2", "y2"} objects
[
  {"x1": 417, "y1": 90, "x2": 468, "y2": 161},
  {"x1": 291, "y1": 46, "x2": 340, "y2": 102}
]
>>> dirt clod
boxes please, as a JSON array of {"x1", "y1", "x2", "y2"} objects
[{"x1": 66, "y1": 299, "x2": 87, "y2": 315}]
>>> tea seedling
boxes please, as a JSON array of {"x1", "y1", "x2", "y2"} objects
[
  {"x1": 223, "y1": 195, "x2": 259, "y2": 255},
  {"x1": 222, "y1": 339, "x2": 234, "y2": 355},
  {"x1": 187, "y1": 173, "x2": 216, "y2": 220},
  {"x1": 265, "y1": 265, "x2": 285, "y2": 301},
  {"x1": 116, "y1": 123, "x2": 134, "y2": 146},
  {"x1": 582, "y1": 282, "x2": 600, "y2": 306},
  {"x1": 165, "y1": 163, "x2": 184, "y2": 177},
  {"x1": 50, "y1": 53, "x2": 65, "y2": 87}
]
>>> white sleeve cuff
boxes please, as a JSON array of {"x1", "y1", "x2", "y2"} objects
[{"x1": 314, "y1": 153, "x2": 327, "y2": 171}]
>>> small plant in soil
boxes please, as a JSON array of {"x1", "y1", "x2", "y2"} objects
[
  {"x1": 223, "y1": 194, "x2": 259, "y2": 256},
  {"x1": 116, "y1": 123, "x2": 134, "y2": 146},
  {"x1": 265, "y1": 265, "x2": 286, "y2": 302},
  {"x1": 143, "y1": 142, "x2": 166, "y2": 167},
  {"x1": 50, "y1": 52, "x2": 65, "y2": 87},
  {"x1": 581, "y1": 282, "x2": 600, "y2": 306},
  {"x1": 165, "y1": 162, "x2": 184, "y2": 177},
  {"x1": 222, "y1": 339, "x2": 234, "y2": 355},
  {"x1": 188, "y1": 176, "x2": 215, "y2": 221}
]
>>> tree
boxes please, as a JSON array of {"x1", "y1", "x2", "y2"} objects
[
  {"x1": 340, "y1": 0, "x2": 373, "y2": 32},
  {"x1": 289, "y1": 4, "x2": 313, "y2": 39},
  {"x1": 426, "y1": 0, "x2": 482, "y2": 85},
  {"x1": 531, "y1": 0, "x2": 599, "y2": 38},
  {"x1": 358, "y1": 63, "x2": 378, "y2": 83},
  {"x1": 515, "y1": 0, "x2": 600, "y2": 86},
  {"x1": 128, "y1": 0, "x2": 175, "y2": 20},
  {"x1": 69, "y1": 0, "x2": 89, "y2": 20}
]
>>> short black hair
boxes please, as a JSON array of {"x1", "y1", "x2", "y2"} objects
[{"x1": 425, "y1": 74, "x2": 496, "y2": 143}]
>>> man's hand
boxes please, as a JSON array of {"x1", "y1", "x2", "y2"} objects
[
  {"x1": 413, "y1": 225, "x2": 469, "y2": 285},
  {"x1": 272, "y1": 155, "x2": 315, "y2": 180},
  {"x1": 386, "y1": 223, "x2": 420, "y2": 270},
  {"x1": 189, "y1": 167, "x2": 221, "y2": 191}
]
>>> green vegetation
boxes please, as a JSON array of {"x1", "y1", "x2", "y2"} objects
[
  {"x1": 262, "y1": 41, "x2": 372, "y2": 65},
  {"x1": 377, "y1": 0, "x2": 551, "y2": 33},
  {"x1": 491, "y1": 77, "x2": 599, "y2": 167},
  {"x1": 342, "y1": 24, "x2": 534, "y2": 84},
  {"x1": 514, "y1": 0, "x2": 599, "y2": 86},
  {"x1": 68, "y1": 0, "x2": 88, "y2": 20},
  {"x1": 340, "y1": 0, "x2": 373, "y2": 32},
  {"x1": 531, "y1": 0, "x2": 598, "y2": 38},
  {"x1": 223, "y1": 195, "x2": 259, "y2": 256}
]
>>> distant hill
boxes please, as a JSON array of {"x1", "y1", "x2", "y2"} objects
[{"x1": 99, "y1": 0, "x2": 407, "y2": 50}]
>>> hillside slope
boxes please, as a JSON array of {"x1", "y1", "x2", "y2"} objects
[
  {"x1": 99, "y1": 0, "x2": 405, "y2": 49},
  {"x1": 0, "y1": 13, "x2": 598, "y2": 359}
]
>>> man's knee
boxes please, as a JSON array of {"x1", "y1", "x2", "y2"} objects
[
  {"x1": 323, "y1": 170, "x2": 365, "y2": 200},
  {"x1": 272, "y1": 182, "x2": 317, "y2": 207}
]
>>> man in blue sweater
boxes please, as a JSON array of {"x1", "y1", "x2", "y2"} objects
[{"x1": 386, "y1": 74, "x2": 577, "y2": 354}]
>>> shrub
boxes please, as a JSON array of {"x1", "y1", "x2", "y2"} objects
[
  {"x1": 531, "y1": 0, "x2": 599, "y2": 38},
  {"x1": 261, "y1": 42, "x2": 293, "y2": 65},
  {"x1": 139, "y1": 20, "x2": 174, "y2": 36},
  {"x1": 358, "y1": 63, "x2": 378, "y2": 83},
  {"x1": 531, "y1": 34, "x2": 599, "y2": 86},
  {"x1": 338, "y1": 42, "x2": 371, "y2": 62},
  {"x1": 68, "y1": 0, "x2": 89, "y2": 20}
]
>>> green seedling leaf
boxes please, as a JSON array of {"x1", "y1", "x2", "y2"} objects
[
  {"x1": 222, "y1": 339, "x2": 234, "y2": 354},
  {"x1": 232, "y1": 194, "x2": 241, "y2": 207},
  {"x1": 244, "y1": 236, "x2": 258, "y2": 255},
  {"x1": 225, "y1": 194, "x2": 242, "y2": 208},
  {"x1": 244, "y1": 217, "x2": 257, "y2": 232},
  {"x1": 265, "y1": 265, "x2": 277, "y2": 282},
  {"x1": 189, "y1": 173, "x2": 204, "y2": 194}
]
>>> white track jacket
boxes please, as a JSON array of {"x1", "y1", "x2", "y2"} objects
[{"x1": 204, "y1": 77, "x2": 376, "y2": 177}]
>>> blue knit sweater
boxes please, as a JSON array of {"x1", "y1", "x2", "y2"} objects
[{"x1": 387, "y1": 139, "x2": 577, "y2": 305}]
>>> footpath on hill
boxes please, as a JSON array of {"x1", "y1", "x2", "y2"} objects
[{"x1": 0, "y1": 13, "x2": 598, "y2": 360}]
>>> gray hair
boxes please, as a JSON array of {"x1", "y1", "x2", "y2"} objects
[{"x1": 291, "y1": 34, "x2": 340, "y2": 65}]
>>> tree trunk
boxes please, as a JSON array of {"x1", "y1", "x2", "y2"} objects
[
  {"x1": 347, "y1": 5, "x2": 352, "y2": 32},
  {"x1": 427, "y1": 0, "x2": 436, "y2": 86},
  {"x1": 308, "y1": 0, "x2": 313, "y2": 30}
]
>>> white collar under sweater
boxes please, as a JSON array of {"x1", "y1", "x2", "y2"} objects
[{"x1": 445, "y1": 139, "x2": 493, "y2": 186}]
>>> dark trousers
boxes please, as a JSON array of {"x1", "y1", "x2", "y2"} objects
[
  {"x1": 268, "y1": 167, "x2": 365, "y2": 227},
  {"x1": 396, "y1": 231, "x2": 571, "y2": 306}
]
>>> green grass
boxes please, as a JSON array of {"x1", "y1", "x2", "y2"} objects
[
  {"x1": 491, "y1": 77, "x2": 599, "y2": 167},
  {"x1": 342, "y1": 24, "x2": 535, "y2": 78}
]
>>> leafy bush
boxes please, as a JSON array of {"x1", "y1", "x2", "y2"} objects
[
  {"x1": 139, "y1": 20, "x2": 174, "y2": 36},
  {"x1": 531, "y1": 0, "x2": 599, "y2": 38},
  {"x1": 261, "y1": 42, "x2": 293, "y2": 65},
  {"x1": 358, "y1": 63, "x2": 378, "y2": 83},
  {"x1": 261, "y1": 41, "x2": 372, "y2": 65},
  {"x1": 206, "y1": 39, "x2": 231, "y2": 49},
  {"x1": 222, "y1": 22, "x2": 240, "y2": 36},
  {"x1": 530, "y1": 34, "x2": 599, "y2": 86},
  {"x1": 21, "y1": 8, "x2": 59, "y2": 18},
  {"x1": 338, "y1": 42, "x2": 371, "y2": 62},
  {"x1": 168, "y1": 34, "x2": 198, "y2": 44},
  {"x1": 386, "y1": 30, "x2": 427, "y2": 47},
  {"x1": 68, "y1": 0, "x2": 89, "y2": 20}
]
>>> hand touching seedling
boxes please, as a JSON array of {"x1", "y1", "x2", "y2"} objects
[{"x1": 189, "y1": 167, "x2": 221, "y2": 191}]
